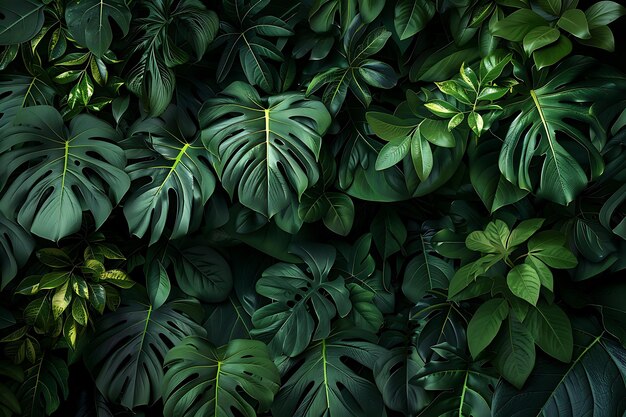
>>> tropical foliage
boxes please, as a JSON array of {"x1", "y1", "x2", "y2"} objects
[{"x1": 0, "y1": 0, "x2": 625, "y2": 416}]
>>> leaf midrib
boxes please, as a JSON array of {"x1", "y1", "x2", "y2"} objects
[{"x1": 529, "y1": 89, "x2": 567, "y2": 197}]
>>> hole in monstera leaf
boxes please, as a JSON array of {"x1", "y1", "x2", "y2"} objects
[
  {"x1": 158, "y1": 333, "x2": 175, "y2": 350},
  {"x1": 229, "y1": 402, "x2": 247, "y2": 417},
  {"x1": 339, "y1": 355, "x2": 364, "y2": 373},
  {"x1": 286, "y1": 300, "x2": 295, "y2": 308},
  {"x1": 149, "y1": 342, "x2": 165, "y2": 364},
  {"x1": 280, "y1": 355, "x2": 307, "y2": 382},
  {"x1": 166, "y1": 320, "x2": 184, "y2": 332},
  {"x1": 163, "y1": 188, "x2": 181, "y2": 234},
  {"x1": 287, "y1": 146, "x2": 309, "y2": 174},
  {"x1": 170, "y1": 372, "x2": 200, "y2": 394},
  {"x1": 389, "y1": 359, "x2": 403, "y2": 374},
  {"x1": 195, "y1": 152, "x2": 211, "y2": 170},
  {"x1": 85, "y1": 150, "x2": 107, "y2": 162}
]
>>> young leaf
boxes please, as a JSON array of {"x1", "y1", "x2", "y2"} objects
[{"x1": 507, "y1": 264, "x2": 541, "y2": 305}]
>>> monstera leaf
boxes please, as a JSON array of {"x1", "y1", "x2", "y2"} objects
[
  {"x1": 272, "y1": 326, "x2": 386, "y2": 417},
  {"x1": 334, "y1": 233, "x2": 395, "y2": 313},
  {"x1": 17, "y1": 355, "x2": 69, "y2": 417},
  {"x1": 84, "y1": 288, "x2": 206, "y2": 409},
  {"x1": 65, "y1": 0, "x2": 131, "y2": 57},
  {"x1": 492, "y1": 321, "x2": 626, "y2": 417},
  {"x1": 413, "y1": 343, "x2": 498, "y2": 417},
  {"x1": 163, "y1": 337, "x2": 280, "y2": 417},
  {"x1": 0, "y1": 75, "x2": 55, "y2": 131},
  {"x1": 0, "y1": 217, "x2": 34, "y2": 290},
  {"x1": 499, "y1": 57, "x2": 626, "y2": 205},
  {"x1": 374, "y1": 316, "x2": 428, "y2": 415},
  {"x1": 123, "y1": 107, "x2": 215, "y2": 244},
  {"x1": 0, "y1": 0, "x2": 45, "y2": 45},
  {"x1": 215, "y1": 0, "x2": 293, "y2": 93},
  {"x1": 200, "y1": 82, "x2": 331, "y2": 218},
  {"x1": 251, "y1": 244, "x2": 351, "y2": 357},
  {"x1": 0, "y1": 106, "x2": 129, "y2": 241}
]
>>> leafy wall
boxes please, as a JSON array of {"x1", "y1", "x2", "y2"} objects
[{"x1": 1, "y1": 0, "x2": 626, "y2": 416}]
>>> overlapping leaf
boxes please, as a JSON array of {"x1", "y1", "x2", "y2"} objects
[
  {"x1": 200, "y1": 82, "x2": 331, "y2": 218},
  {"x1": 84, "y1": 289, "x2": 205, "y2": 409},
  {"x1": 251, "y1": 245, "x2": 350, "y2": 357},
  {"x1": 0, "y1": 106, "x2": 129, "y2": 241},
  {"x1": 123, "y1": 106, "x2": 215, "y2": 244}
]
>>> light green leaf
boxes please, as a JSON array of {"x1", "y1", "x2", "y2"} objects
[
  {"x1": 525, "y1": 256, "x2": 553, "y2": 291},
  {"x1": 523, "y1": 26, "x2": 560, "y2": 55},
  {"x1": 410, "y1": 130, "x2": 433, "y2": 181},
  {"x1": 507, "y1": 264, "x2": 541, "y2": 305},
  {"x1": 492, "y1": 316, "x2": 535, "y2": 389},
  {"x1": 557, "y1": 9, "x2": 591, "y2": 39},
  {"x1": 376, "y1": 136, "x2": 411, "y2": 170},
  {"x1": 467, "y1": 298, "x2": 509, "y2": 358},
  {"x1": 99, "y1": 270, "x2": 134, "y2": 289},
  {"x1": 491, "y1": 9, "x2": 547, "y2": 41},
  {"x1": 533, "y1": 35, "x2": 572, "y2": 69},
  {"x1": 468, "y1": 111, "x2": 484, "y2": 136},
  {"x1": 524, "y1": 301, "x2": 573, "y2": 362},
  {"x1": 528, "y1": 231, "x2": 577, "y2": 269},
  {"x1": 52, "y1": 282, "x2": 72, "y2": 320},
  {"x1": 508, "y1": 218, "x2": 545, "y2": 248},
  {"x1": 366, "y1": 112, "x2": 416, "y2": 142}
]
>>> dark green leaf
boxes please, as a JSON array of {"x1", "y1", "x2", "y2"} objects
[
  {"x1": 0, "y1": 106, "x2": 129, "y2": 241},
  {"x1": 0, "y1": 0, "x2": 45, "y2": 45},
  {"x1": 163, "y1": 337, "x2": 280, "y2": 417},
  {"x1": 65, "y1": 0, "x2": 131, "y2": 57},
  {"x1": 200, "y1": 82, "x2": 330, "y2": 218},
  {"x1": 84, "y1": 289, "x2": 205, "y2": 408}
]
